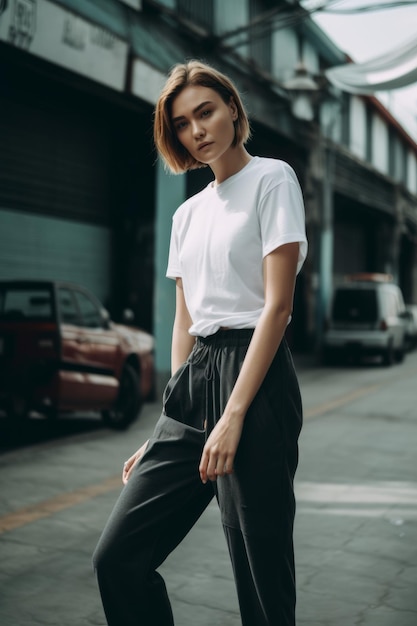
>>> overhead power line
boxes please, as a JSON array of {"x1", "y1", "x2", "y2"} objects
[{"x1": 219, "y1": 0, "x2": 417, "y2": 49}]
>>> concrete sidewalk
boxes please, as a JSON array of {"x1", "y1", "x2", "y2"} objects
[{"x1": 0, "y1": 355, "x2": 416, "y2": 625}]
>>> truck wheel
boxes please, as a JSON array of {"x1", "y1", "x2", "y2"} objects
[
  {"x1": 6, "y1": 392, "x2": 29, "y2": 421},
  {"x1": 102, "y1": 364, "x2": 142, "y2": 430},
  {"x1": 44, "y1": 407, "x2": 58, "y2": 421}
]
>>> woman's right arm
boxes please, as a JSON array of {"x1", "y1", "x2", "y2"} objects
[
  {"x1": 123, "y1": 278, "x2": 194, "y2": 484},
  {"x1": 171, "y1": 277, "x2": 195, "y2": 375}
]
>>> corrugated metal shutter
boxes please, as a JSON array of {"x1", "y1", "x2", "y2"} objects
[
  {"x1": 0, "y1": 59, "x2": 112, "y2": 302},
  {"x1": 0, "y1": 208, "x2": 111, "y2": 303},
  {"x1": 0, "y1": 94, "x2": 111, "y2": 224},
  {"x1": 177, "y1": 0, "x2": 214, "y2": 31}
]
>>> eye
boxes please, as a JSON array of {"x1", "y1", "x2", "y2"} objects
[
  {"x1": 201, "y1": 109, "x2": 211, "y2": 118},
  {"x1": 175, "y1": 120, "x2": 187, "y2": 132}
]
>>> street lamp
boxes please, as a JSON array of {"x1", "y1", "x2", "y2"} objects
[{"x1": 283, "y1": 62, "x2": 320, "y2": 122}]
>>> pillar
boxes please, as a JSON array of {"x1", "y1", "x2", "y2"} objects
[{"x1": 153, "y1": 158, "x2": 186, "y2": 395}]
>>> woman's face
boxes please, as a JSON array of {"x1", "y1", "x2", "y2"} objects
[{"x1": 171, "y1": 85, "x2": 238, "y2": 166}]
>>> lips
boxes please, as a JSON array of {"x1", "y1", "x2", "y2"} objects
[{"x1": 198, "y1": 142, "x2": 213, "y2": 151}]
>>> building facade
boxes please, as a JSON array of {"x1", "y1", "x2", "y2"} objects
[{"x1": 1, "y1": 0, "x2": 416, "y2": 389}]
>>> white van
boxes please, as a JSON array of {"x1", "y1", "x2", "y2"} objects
[{"x1": 323, "y1": 274, "x2": 407, "y2": 366}]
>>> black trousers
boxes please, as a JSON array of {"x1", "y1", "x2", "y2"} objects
[{"x1": 93, "y1": 330, "x2": 303, "y2": 626}]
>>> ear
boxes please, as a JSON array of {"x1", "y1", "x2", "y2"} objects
[{"x1": 229, "y1": 97, "x2": 238, "y2": 121}]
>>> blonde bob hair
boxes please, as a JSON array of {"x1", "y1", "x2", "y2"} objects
[{"x1": 154, "y1": 60, "x2": 251, "y2": 174}]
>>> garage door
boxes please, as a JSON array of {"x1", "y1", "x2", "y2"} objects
[
  {"x1": 0, "y1": 209, "x2": 111, "y2": 303},
  {"x1": 0, "y1": 58, "x2": 112, "y2": 303}
]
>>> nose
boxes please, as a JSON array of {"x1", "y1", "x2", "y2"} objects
[{"x1": 191, "y1": 119, "x2": 205, "y2": 138}]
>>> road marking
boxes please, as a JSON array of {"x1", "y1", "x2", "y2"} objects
[
  {"x1": 0, "y1": 382, "x2": 382, "y2": 535},
  {"x1": 304, "y1": 383, "x2": 381, "y2": 419},
  {"x1": 0, "y1": 475, "x2": 121, "y2": 535}
]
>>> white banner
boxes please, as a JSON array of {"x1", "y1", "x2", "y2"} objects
[
  {"x1": 326, "y1": 35, "x2": 417, "y2": 95},
  {"x1": 0, "y1": 0, "x2": 129, "y2": 91}
]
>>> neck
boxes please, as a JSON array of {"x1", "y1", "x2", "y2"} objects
[{"x1": 210, "y1": 146, "x2": 252, "y2": 185}]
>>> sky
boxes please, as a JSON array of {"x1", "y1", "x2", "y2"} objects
[{"x1": 306, "y1": 0, "x2": 417, "y2": 139}]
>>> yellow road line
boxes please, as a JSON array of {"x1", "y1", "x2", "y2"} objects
[
  {"x1": 304, "y1": 383, "x2": 381, "y2": 419},
  {"x1": 0, "y1": 475, "x2": 121, "y2": 535},
  {"x1": 0, "y1": 382, "x2": 381, "y2": 535}
]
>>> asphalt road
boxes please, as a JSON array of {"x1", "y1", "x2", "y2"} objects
[{"x1": 1, "y1": 350, "x2": 416, "y2": 625}]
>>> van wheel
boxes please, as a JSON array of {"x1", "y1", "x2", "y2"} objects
[
  {"x1": 395, "y1": 345, "x2": 405, "y2": 363},
  {"x1": 383, "y1": 342, "x2": 394, "y2": 366},
  {"x1": 321, "y1": 348, "x2": 339, "y2": 366},
  {"x1": 102, "y1": 364, "x2": 142, "y2": 430}
]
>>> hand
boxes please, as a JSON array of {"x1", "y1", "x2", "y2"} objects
[
  {"x1": 199, "y1": 414, "x2": 244, "y2": 484},
  {"x1": 122, "y1": 440, "x2": 149, "y2": 485}
]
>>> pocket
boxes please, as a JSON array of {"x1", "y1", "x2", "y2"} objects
[
  {"x1": 162, "y1": 361, "x2": 188, "y2": 410},
  {"x1": 162, "y1": 361, "x2": 206, "y2": 431}
]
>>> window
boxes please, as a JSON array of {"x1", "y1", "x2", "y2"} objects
[
  {"x1": 386, "y1": 292, "x2": 400, "y2": 317},
  {"x1": 249, "y1": 0, "x2": 272, "y2": 73},
  {"x1": 58, "y1": 288, "x2": 79, "y2": 325},
  {"x1": 341, "y1": 93, "x2": 350, "y2": 148},
  {"x1": 177, "y1": 0, "x2": 214, "y2": 31},
  {"x1": 365, "y1": 105, "x2": 373, "y2": 163},
  {"x1": 400, "y1": 141, "x2": 408, "y2": 187},
  {"x1": 73, "y1": 291, "x2": 103, "y2": 329},
  {"x1": 388, "y1": 127, "x2": 396, "y2": 178},
  {"x1": 0, "y1": 286, "x2": 54, "y2": 321}
]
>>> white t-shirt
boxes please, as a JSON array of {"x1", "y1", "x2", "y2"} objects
[{"x1": 166, "y1": 156, "x2": 308, "y2": 337}]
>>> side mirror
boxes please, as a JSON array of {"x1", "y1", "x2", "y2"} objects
[
  {"x1": 122, "y1": 308, "x2": 135, "y2": 324},
  {"x1": 100, "y1": 308, "x2": 111, "y2": 329}
]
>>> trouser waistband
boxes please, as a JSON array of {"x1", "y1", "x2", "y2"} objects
[{"x1": 196, "y1": 328, "x2": 255, "y2": 347}]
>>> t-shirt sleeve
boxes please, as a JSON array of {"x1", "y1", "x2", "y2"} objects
[
  {"x1": 166, "y1": 218, "x2": 182, "y2": 279},
  {"x1": 258, "y1": 171, "x2": 308, "y2": 274}
]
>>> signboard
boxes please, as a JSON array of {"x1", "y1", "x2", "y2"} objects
[
  {"x1": 131, "y1": 58, "x2": 165, "y2": 105},
  {"x1": 0, "y1": 0, "x2": 129, "y2": 91}
]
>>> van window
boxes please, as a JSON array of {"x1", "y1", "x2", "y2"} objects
[{"x1": 332, "y1": 289, "x2": 378, "y2": 323}]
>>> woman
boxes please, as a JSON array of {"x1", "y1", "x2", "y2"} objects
[{"x1": 93, "y1": 60, "x2": 307, "y2": 626}]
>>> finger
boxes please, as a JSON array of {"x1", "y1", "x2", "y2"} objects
[
  {"x1": 122, "y1": 457, "x2": 135, "y2": 484},
  {"x1": 206, "y1": 453, "x2": 218, "y2": 482},
  {"x1": 215, "y1": 454, "x2": 228, "y2": 477},
  {"x1": 199, "y1": 449, "x2": 209, "y2": 484},
  {"x1": 123, "y1": 464, "x2": 136, "y2": 485},
  {"x1": 224, "y1": 454, "x2": 235, "y2": 475}
]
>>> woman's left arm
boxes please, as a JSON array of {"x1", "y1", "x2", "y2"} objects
[{"x1": 199, "y1": 241, "x2": 300, "y2": 483}]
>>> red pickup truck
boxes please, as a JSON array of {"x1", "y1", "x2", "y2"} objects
[{"x1": 0, "y1": 280, "x2": 154, "y2": 429}]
